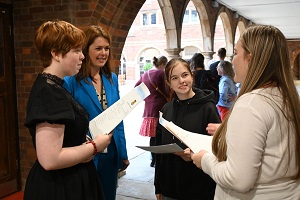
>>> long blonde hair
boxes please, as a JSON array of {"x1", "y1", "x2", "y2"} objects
[{"x1": 212, "y1": 25, "x2": 300, "y2": 179}]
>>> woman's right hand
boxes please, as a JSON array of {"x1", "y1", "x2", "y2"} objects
[
  {"x1": 93, "y1": 132, "x2": 113, "y2": 152},
  {"x1": 206, "y1": 123, "x2": 221, "y2": 135}
]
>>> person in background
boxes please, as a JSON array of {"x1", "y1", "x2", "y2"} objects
[
  {"x1": 209, "y1": 47, "x2": 227, "y2": 76},
  {"x1": 135, "y1": 56, "x2": 169, "y2": 168},
  {"x1": 154, "y1": 58, "x2": 221, "y2": 200},
  {"x1": 191, "y1": 24, "x2": 300, "y2": 199},
  {"x1": 64, "y1": 25, "x2": 129, "y2": 200},
  {"x1": 24, "y1": 20, "x2": 112, "y2": 200},
  {"x1": 191, "y1": 52, "x2": 219, "y2": 102},
  {"x1": 216, "y1": 60, "x2": 237, "y2": 120},
  {"x1": 209, "y1": 48, "x2": 227, "y2": 102}
]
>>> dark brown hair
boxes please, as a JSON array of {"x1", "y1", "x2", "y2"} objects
[
  {"x1": 76, "y1": 25, "x2": 112, "y2": 83},
  {"x1": 153, "y1": 56, "x2": 168, "y2": 68},
  {"x1": 190, "y1": 53, "x2": 205, "y2": 71}
]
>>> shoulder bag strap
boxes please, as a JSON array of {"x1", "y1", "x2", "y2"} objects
[{"x1": 147, "y1": 71, "x2": 168, "y2": 101}]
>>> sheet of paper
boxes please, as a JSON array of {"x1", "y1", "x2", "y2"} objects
[
  {"x1": 89, "y1": 82, "x2": 150, "y2": 139},
  {"x1": 136, "y1": 143, "x2": 184, "y2": 154},
  {"x1": 159, "y1": 112, "x2": 213, "y2": 153}
]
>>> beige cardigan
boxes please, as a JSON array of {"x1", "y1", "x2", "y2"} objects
[{"x1": 202, "y1": 88, "x2": 300, "y2": 200}]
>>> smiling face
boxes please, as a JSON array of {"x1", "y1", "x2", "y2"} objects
[
  {"x1": 232, "y1": 40, "x2": 251, "y2": 84},
  {"x1": 88, "y1": 36, "x2": 110, "y2": 70},
  {"x1": 167, "y1": 61, "x2": 195, "y2": 100}
]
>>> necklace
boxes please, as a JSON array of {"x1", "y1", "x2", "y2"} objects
[{"x1": 93, "y1": 77, "x2": 107, "y2": 110}]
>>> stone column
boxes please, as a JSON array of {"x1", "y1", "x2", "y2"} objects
[
  {"x1": 202, "y1": 51, "x2": 215, "y2": 70},
  {"x1": 165, "y1": 48, "x2": 184, "y2": 60}
]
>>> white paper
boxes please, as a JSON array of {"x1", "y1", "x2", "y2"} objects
[
  {"x1": 136, "y1": 143, "x2": 184, "y2": 154},
  {"x1": 89, "y1": 82, "x2": 150, "y2": 139},
  {"x1": 159, "y1": 112, "x2": 213, "y2": 153}
]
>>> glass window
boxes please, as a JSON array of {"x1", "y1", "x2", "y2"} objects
[
  {"x1": 183, "y1": 10, "x2": 189, "y2": 24},
  {"x1": 191, "y1": 10, "x2": 198, "y2": 23},
  {"x1": 143, "y1": 14, "x2": 148, "y2": 25},
  {"x1": 151, "y1": 13, "x2": 156, "y2": 24}
]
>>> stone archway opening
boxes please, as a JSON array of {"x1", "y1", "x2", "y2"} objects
[
  {"x1": 181, "y1": 1, "x2": 203, "y2": 60},
  {"x1": 213, "y1": 15, "x2": 226, "y2": 61}
]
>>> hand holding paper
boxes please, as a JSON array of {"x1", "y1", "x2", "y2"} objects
[
  {"x1": 89, "y1": 82, "x2": 150, "y2": 139},
  {"x1": 159, "y1": 112, "x2": 213, "y2": 153}
]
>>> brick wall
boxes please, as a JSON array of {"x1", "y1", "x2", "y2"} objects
[{"x1": 13, "y1": 0, "x2": 144, "y2": 188}]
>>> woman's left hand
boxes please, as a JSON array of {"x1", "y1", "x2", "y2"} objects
[
  {"x1": 191, "y1": 150, "x2": 208, "y2": 169},
  {"x1": 174, "y1": 148, "x2": 192, "y2": 162}
]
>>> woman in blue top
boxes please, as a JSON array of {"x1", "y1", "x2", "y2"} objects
[
  {"x1": 64, "y1": 25, "x2": 129, "y2": 200},
  {"x1": 216, "y1": 60, "x2": 237, "y2": 120}
]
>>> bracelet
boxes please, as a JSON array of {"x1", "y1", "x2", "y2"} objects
[{"x1": 86, "y1": 140, "x2": 97, "y2": 156}]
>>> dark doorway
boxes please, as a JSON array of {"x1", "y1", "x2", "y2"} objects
[{"x1": 0, "y1": 3, "x2": 20, "y2": 198}]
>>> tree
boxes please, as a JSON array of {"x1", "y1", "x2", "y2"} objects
[{"x1": 143, "y1": 62, "x2": 152, "y2": 71}]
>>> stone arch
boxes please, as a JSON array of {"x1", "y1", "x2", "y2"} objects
[
  {"x1": 77, "y1": 0, "x2": 146, "y2": 74},
  {"x1": 132, "y1": 46, "x2": 165, "y2": 80},
  {"x1": 191, "y1": 0, "x2": 215, "y2": 68},
  {"x1": 181, "y1": 45, "x2": 201, "y2": 59},
  {"x1": 234, "y1": 19, "x2": 246, "y2": 42},
  {"x1": 158, "y1": 0, "x2": 183, "y2": 58},
  {"x1": 217, "y1": 7, "x2": 234, "y2": 61},
  {"x1": 191, "y1": 0, "x2": 213, "y2": 52},
  {"x1": 237, "y1": 19, "x2": 246, "y2": 35},
  {"x1": 135, "y1": 46, "x2": 166, "y2": 62}
]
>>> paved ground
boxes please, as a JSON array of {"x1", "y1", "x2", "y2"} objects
[{"x1": 116, "y1": 81, "x2": 156, "y2": 200}]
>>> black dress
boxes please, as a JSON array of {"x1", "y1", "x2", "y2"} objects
[{"x1": 24, "y1": 73, "x2": 104, "y2": 200}]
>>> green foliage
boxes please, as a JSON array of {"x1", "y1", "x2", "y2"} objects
[{"x1": 143, "y1": 62, "x2": 152, "y2": 71}]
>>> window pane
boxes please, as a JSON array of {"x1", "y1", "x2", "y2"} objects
[
  {"x1": 183, "y1": 10, "x2": 189, "y2": 24},
  {"x1": 143, "y1": 14, "x2": 148, "y2": 25},
  {"x1": 151, "y1": 13, "x2": 156, "y2": 24},
  {"x1": 191, "y1": 10, "x2": 198, "y2": 23}
]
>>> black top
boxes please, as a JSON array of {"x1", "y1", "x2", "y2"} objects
[
  {"x1": 24, "y1": 73, "x2": 104, "y2": 200},
  {"x1": 154, "y1": 89, "x2": 221, "y2": 200},
  {"x1": 193, "y1": 69, "x2": 219, "y2": 102}
]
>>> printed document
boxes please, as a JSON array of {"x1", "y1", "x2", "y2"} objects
[
  {"x1": 89, "y1": 82, "x2": 150, "y2": 139},
  {"x1": 159, "y1": 112, "x2": 213, "y2": 153},
  {"x1": 136, "y1": 143, "x2": 184, "y2": 154}
]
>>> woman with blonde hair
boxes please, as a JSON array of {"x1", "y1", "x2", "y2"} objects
[{"x1": 191, "y1": 24, "x2": 300, "y2": 199}]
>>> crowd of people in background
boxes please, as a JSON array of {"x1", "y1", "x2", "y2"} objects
[{"x1": 25, "y1": 20, "x2": 300, "y2": 200}]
